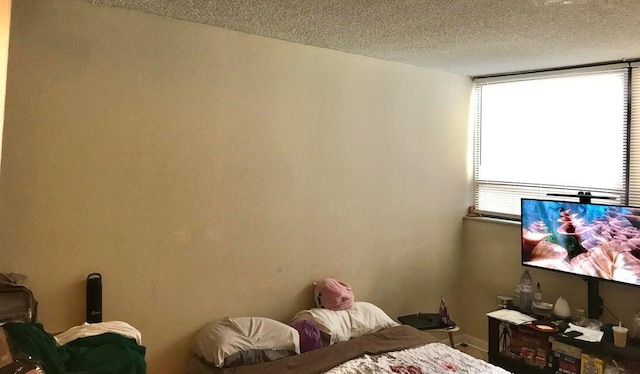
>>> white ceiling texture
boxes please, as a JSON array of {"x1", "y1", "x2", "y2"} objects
[{"x1": 76, "y1": 0, "x2": 640, "y2": 77}]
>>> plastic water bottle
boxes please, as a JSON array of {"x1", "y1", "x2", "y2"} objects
[
  {"x1": 574, "y1": 308, "x2": 586, "y2": 327},
  {"x1": 519, "y1": 270, "x2": 534, "y2": 314},
  {"x1": 632, "y1": 309, "x2": 640, "y2": 339}
]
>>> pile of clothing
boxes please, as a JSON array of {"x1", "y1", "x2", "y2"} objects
[{"x1": 0, "y1": 321, "x2": 146, "y2": 374}]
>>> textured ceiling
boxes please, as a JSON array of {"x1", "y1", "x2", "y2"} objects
[{"x1": 75, "y1": 0, "x2": 640, "y2": 77}]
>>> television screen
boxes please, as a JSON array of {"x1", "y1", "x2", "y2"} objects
[{"x1": 521, "y1": 198, "x2": 640, "y2": 287}]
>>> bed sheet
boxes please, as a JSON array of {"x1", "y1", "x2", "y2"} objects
[
  {"x1": 325, "y1": 342, "x2": 509, "y2": 374},
  {"x1": 187, "y1": 325, "x2": 509, "y2": 374}
]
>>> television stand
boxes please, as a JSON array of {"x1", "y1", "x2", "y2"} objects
[
  {"x1": 487, "y1": 313, "x2": 640, "y2": 373},
  {"x1": 585, "y1": 278, "x2": 604, "y2": 320}
]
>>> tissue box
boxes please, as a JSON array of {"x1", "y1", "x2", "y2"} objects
[
  {"x1": 510, "y1": 327, "x2": 552, "y2": 367},
  {"x1": 580, "y1": 353, "x2": 605, "y2": 374}
]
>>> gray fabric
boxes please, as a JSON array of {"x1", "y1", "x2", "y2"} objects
[{"x1": 223, "y1": 349, "x2": 297, "y2": 368}]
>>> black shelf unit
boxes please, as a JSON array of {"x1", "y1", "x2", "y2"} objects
[{"x1": 488, "y1": 315, "x2": 640, "y2": 373}]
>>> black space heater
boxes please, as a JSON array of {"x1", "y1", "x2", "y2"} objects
[{"x1": 86, "y1": 273, "x2": 102, "y2": 323}]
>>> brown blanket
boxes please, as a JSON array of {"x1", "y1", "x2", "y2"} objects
[{"x1": 187, "y1": 325, "x2": 439, "y2": 374}]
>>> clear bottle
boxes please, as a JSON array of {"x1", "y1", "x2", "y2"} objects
[
  {"x1": 534, "y1": 282, "x2": 542, "y2": 303},
  {"x1": 519, "y1": 270, "x2": 534, "y2": 314},
  {"x1": 514, "y1": 284, "x2": 521, "y2": 310},
  {"x1": 574, "y1": 308, "x2": 586, "y2": 326},
  {"x1": 632, "y1": 309, "x2": 640, "y2": 339}
]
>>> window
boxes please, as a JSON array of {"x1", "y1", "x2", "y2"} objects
[{"x1": 473, "y1": 63, "x2": 640, "y2": 219}]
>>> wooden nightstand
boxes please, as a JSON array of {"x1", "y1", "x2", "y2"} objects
[
  {"x1": 428, "y1": 325, "x2": 459, "y2": 347},
  {"x1": 398, "y1": 313, "x2": 459, "y2": 347}
]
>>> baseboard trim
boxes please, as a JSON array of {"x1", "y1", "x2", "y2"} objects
[
  {"x1": 425, "y1": 331, "x2": 488, "y2": 352},
  {"x1": 456, "y1": 334, "x2": 488, "y2": 352}
]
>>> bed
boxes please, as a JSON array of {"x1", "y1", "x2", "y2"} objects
[{"x1": 186, "y1": 324, "x2": 510, "y2": 374}]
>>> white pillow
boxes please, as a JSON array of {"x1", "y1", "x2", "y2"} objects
[
  {"x1": 292, "y1": 302, "x2": 398, "y2": 345},
  {"x1": 348, "y1": 302, "x2": 399, "y2": 338},
  {"x1": 292, "y1": 308, "x2": 351, "y2": 345},
  {"x1": 191, "y1": 317, "x2": 300, "y2": 368}
]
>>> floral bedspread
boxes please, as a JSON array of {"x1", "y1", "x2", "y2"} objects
[{"x1": 323, "y1": 342, "x2": 510, "y2": 374}]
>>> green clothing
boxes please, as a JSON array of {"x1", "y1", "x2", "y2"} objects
[{"x1": 2, "y1": 322, "x2": 146, "y2": 374}]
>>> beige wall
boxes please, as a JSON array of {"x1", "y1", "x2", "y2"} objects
[
  {"x1": 0, "y1": 0, "x2": 10, "y2": 156},
  {"x1": 462, "y1": 218, "x2": 640, "y2": 342},
  {"x1": 0, "y1": 0, "x2": 472, "y2": 372}
]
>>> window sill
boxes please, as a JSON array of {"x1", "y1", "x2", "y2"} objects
[{"x1": 462, "y1": 215, "x2": 520, "y2": 226}]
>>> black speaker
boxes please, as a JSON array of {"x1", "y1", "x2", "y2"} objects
[{"x1": 86, "y1": 273, "x2": 102, "y2": 323}]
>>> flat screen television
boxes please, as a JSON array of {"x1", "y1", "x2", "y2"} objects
[{"x1": 521, "y1": 197, "x2": 640, "y2": 319}]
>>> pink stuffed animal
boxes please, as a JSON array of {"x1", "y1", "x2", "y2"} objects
[{"x1": 313, "y1": 278, "x2": 354, "y2": 310}]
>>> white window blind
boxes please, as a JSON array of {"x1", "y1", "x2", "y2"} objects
[
  {"x1": 473, "y1": 67, "x2": 629, "y2": 219},
  {"x1": 629, "y1": 66, "x2": 640, "y2": 206}
]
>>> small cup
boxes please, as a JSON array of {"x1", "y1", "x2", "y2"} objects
[
  {"x1": 497, "y1": 296, "x2": 513, "y2": 309},
  {"x1": 612, "y1": 325, "x2": 628, "y2": 348}
]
